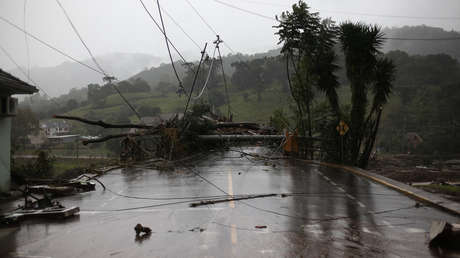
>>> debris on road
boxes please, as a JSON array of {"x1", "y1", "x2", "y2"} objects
[
  {"x1": 23, "y1": 173, "x2": 103, "y2": 197},
  {"x1": 368, "y1": 154, "x2": 460, "y2": 183},
  {"x1": 1, "y1": 190, "x2": 79, "y2": 225},
  {"x1": 429, "y1": 221, "x2": 460, "y2": 249},
  {"x1": 134, "y1": 223, "x2": 152, "y2": 236},
  {"x1": 255, "y1": 225, "x2": 267, "y2": 229},
  {"x1": 189, "y1": 194, "x2": 277, "y2": 207},
  {"x1": 189, "y1": 227, "x2": 205, "y2": 232}
]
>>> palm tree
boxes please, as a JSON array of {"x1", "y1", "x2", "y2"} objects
[
  {"x1": 359, "y1": 57, "x2": 395, "y2": 167},
  {"x1": 339, "y1": 22, "x2": 395, "y2": 167}
]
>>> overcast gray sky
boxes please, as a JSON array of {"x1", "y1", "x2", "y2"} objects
[{"x1": 1, "y1": 0, "x2": 459, "y2": 71}]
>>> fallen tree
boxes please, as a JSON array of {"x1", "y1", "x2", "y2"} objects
[
  {"x1": 53, "y1": 106, "x2": 273, "y2": 161},
  {"x1": 81, "y1": 131, "x2": 160, "y2": 145}
]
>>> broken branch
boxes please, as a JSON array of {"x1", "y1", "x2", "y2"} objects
[
  {"x1": 53, "y1": 115, "x2": 152, "y2": 129},
  {"x1": 82, "y1": 130, "x2": 160, "y2": 145}
]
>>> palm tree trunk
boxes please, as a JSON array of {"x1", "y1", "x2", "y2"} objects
[
  {"x1": 359, "y1": 108, "x2": 382, "y2": 168},
  {"x1": 350, "y1": 81, "x2": 367, "y2": 165}
]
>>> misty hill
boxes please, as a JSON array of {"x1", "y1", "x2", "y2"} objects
[
  {"x1": 131, "y1": 48, "x2": 281, "y2": 89},
  {"x1": 9, "y1": 52, "x2": 162, "y2": 97},
  {"x1": 134, "y1": 25, "x2": 460, "y2": 91},
  {"x1": 383, "y1": 25, "x2": 460, "y2": 60}
]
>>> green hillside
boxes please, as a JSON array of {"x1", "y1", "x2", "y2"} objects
[{"x1": 64, "y1": 83, "x2": 292, "y2": 125}]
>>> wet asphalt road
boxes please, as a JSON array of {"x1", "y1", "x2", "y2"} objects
[{"x1": 1, "y1": 147, "x2": 460, "y2": 258}]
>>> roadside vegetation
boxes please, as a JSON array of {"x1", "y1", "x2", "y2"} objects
[{"x1": 12, "y1": 151, "x2": 112, "y2": 181}]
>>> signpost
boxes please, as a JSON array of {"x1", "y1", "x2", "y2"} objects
[{"x1": 336, "y1": 120, "x2": 349, "y2": 163}]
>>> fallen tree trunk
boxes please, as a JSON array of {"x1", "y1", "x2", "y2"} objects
[
  {"x1": 215, "y1": 122, "x2": 260, "y2": 130},
  {"x1": 82, "y1": 130, "x2": 160, "y2": 145},
  {"x1": 53, "y1": 115, "x2": 152, "y2": 129}
]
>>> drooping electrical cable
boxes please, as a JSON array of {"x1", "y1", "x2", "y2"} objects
[
  {"x1": 160, "y1": 6, "x2": 202, "y2": 51},
  {"x1": 23, "y1": 0, "x2": 30, "y2": 82},
  {"x1": 183, "y1": 43, "x2": 208, "y2": 115},
  {"x1": 138, "y1": 0, "x2": 188, "y2": 64},
  {"x1": 0, "y1": 16, "x2": 103, "y2": 75},
  {"x1": 212, "y1": 0, "x2": 460, "y2": 41},
  {"x1": 185, "y1": 0, "x2": 219, "y2": 35},
  {"x1": 0, "y1": 44, "x2": 59, "y2": 106},
  {"x1": 383, "y1": 37, "x2": 460, "y2": 41},
  {"x1": 156, "y1": 0, "x2": 184, "y2": 91},
  {"x1": 55, "y1": 0, "x2": 144, "y2": 122},
  {"x1": 221, "y1": 0, "x2": 460, "y2": 21},
  {"x1": 215, "y1": 36, "x2": 232, "y2": 118},
  {"x1": 55, "y1": 0, "x2": 106, "y2": 75},
  {"x1": 193, "y1": 46, "x2": 217, "y2": 100},
  {"x1": 213, "y1": 0, "x2": 276, "y2": 21},
  {"x1": 184, "y1": 0, "x2": 245, "y2": 63}
]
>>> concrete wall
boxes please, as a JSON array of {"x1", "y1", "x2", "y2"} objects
[{"x1": 0, "y1": 116, "x2": 12, "y2": 193}]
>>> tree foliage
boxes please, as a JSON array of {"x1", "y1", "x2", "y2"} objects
[
  {"x1": 275, "y1": 1, "x2": 340, "y2": 139},
  {"x1": 274, "y1": 1, "x2": 396, "y2": 167},
  {"x1": 11, "y1": 107, "x2": 39, "y2": 150}
]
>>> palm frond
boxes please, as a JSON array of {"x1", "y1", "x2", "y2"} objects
[{"x1": 371, "y1": 57, "x2": 395, "y2": 110}]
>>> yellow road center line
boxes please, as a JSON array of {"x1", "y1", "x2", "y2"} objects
[
  {"x1": 231, "y1": 224, "x2": 238, "y2": 244},
  {"x1": 228, "y1": 169, "x2": 237, "y2": 245},
  {"x1": 228, "y1": 170, "x2": 235, "y2": 208}
]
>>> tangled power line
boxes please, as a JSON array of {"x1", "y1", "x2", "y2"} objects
[{"x1": 55, "y1": 0, "x2": 144, "y2": 122}]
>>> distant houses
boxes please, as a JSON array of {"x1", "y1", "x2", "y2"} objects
[
  {"x1": 24, "y1": 120, "x2": 74, "y2": 147},
  {"x1": 40, "y1": 119, "x2": 71, "y2": 136},
  {"x1": 24, "y1": 120, "x2": 80, "y2": 147}
]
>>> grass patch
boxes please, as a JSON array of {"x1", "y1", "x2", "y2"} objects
[
  {"x1": 418, "y1": 184, "x2": 460, "y2": 196},
  {"x1": 13, "y1": 157, "x2": 112, "y2": 179}
]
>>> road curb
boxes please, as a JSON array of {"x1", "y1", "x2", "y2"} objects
[{"x1": 302, "y1": 160, "x2": 460, "y2": 217}]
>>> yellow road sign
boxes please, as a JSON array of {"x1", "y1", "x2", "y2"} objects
[{"x1": 336, "y1": 120, "x2": 349, "y2": 136}]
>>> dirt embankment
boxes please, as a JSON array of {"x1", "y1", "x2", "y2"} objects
[{"x1": 367, "y1": 154, "x2": 460, "y2": 183}]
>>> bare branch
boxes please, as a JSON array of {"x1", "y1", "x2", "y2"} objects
[{"x1": 53, "y1": 115, "x2": 152, "y2": 129}]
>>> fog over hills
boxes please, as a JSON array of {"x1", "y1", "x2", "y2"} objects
[
  {"x1": 8, "y1": 52, "x2": 162, "y2": 97},
  {"x1": 10, "y1": 25, "x2": 460, "y2": 99},
  {"x1": 383, "y1": 25, "x2": 460, "y2": 60},
  {"x1": 132, "y1": 25, "x2": 460, "y2": 89}
]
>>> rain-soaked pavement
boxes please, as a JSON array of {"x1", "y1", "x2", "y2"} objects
[{"x1": 1, "y1": 147, "x2": 460, "y2": 258}]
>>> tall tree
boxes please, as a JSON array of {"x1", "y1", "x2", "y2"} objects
[
  {"x1": 339, "y1": 22, "x2": 395, "y2": 167},
  {"x1": 275, "y1": 1, "x2": 340, "y2": 138}
]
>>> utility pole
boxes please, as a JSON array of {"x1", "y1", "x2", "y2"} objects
[{"x1": 214, "y1": 35, "x2": 232, "y2": 120}]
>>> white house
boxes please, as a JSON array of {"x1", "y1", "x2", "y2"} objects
[
  {"x1": 40, "y1": 119, "x2": 71, "y2": 136},
  {"x1": 0, "y1": 69, "x2": 38, "y2": 193}
]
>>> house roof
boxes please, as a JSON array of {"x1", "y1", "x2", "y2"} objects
[{"x1": 0, "y1": 68, "x2": 38, "y2": 95}]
